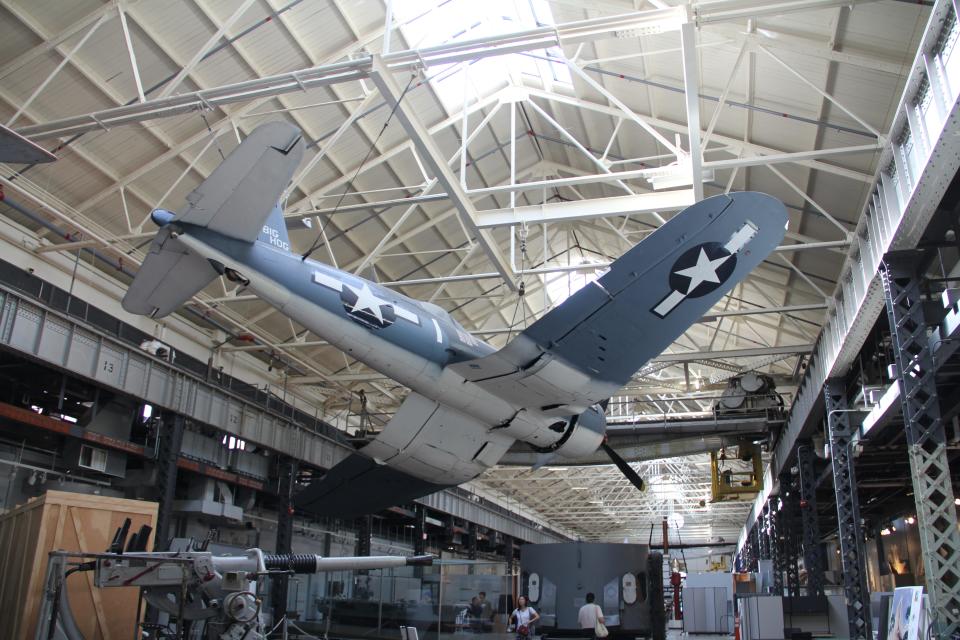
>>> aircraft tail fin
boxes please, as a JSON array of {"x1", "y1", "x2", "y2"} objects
[
  {"x1": 174, "y1": 121, "x2": 303, "y2": 244},
  {"x1": 255, "y1": 203, "x2": 292, "y2": 252}
]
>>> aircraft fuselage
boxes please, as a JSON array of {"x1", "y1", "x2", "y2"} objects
[{"x1": 178, "y1": 226, "x2": 588, "y2": 452}]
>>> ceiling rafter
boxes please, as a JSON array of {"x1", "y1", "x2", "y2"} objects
[{"x1": 0, "y1": 0, "x2": 932, "y2": 541}]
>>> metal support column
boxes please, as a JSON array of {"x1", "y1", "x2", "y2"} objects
[
  {"x1": 759, "y1": 504, "x2": 771, "y2": 561},
  {"x1": 769, "y1": 503, "x2": 784, "y2": 595},
  {"x1": 413, "y1": 504, "x2": 427, "y2": 578},
  {"x1": 780, "y1": 471, "x2": 801, "y2": 600},
  {"x1": 796, "y1": 443, "x2": 825, "y2": 598},
  {"x1": 504, "y1": 535, "x2": 515, "y2": 576},
  {"x1": 272, "y1": 457, "x2": 298, "y2": 625},
  {"x1": 468, "y1": 522, "x2": 479, "y2": 561},
  {"x1": 153, "y1": 412, "x2": 185, "y2": 551},
  {"x1": 747, "y1": 526, "x2": 760, "y2": 572},
  {"x1": 824, "y1": 379, "x2": 871, "y2": 640},
  {"x1": 414, "y1": 504, "x2": 427, "y2": 556},
  {"x1": 357, "y1": 515, "x2": 373, "y2": 557},
  {"x1": 882, "y1": 253, "x2": 960, "y2": 637}
]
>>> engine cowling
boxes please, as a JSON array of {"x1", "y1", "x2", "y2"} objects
[{"x1": 538, "y1": 405, "x2": 606, "y2": 459}]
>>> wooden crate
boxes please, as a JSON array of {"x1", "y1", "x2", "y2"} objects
[{"x1": 0, "y1": 490, "x2": 158, "y2": 640}]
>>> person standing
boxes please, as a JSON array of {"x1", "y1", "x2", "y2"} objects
[
  {"x1": 468, "y1": 596, "x2": 484, "y2": 633},
  {"x1": 478, "y1": 591, "x2": 494, "y2": 632},
  {"x1": 510, "y1": 595, "x2": 540, "y2": 640},
  {"x1": 578, "y1": 593, "x2": 606, "y2": 639}
]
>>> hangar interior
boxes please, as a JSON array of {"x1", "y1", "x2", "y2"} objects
[{"x1": 0, "y1": 0, "x2": 958, "y2": 638}]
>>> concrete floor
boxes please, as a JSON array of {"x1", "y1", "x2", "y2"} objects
[{"x1": 667, "y1": 631, "x2": 733, "y2": 640}]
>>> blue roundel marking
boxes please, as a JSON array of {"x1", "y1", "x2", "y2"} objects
[
  {"x1": 339, "y1": 285, "x2": 396, "y2": 330},
  {"x1": 667, "y1": 242, "x2": 736, "y2": 298}
]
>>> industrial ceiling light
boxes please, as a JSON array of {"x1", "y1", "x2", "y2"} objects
[{"x1": 644, "y1": 160, "x2": 716, "y2": 191}]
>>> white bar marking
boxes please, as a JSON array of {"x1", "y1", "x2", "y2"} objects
[
  {"x1": 312, "y1": 270, "x2": 341, "y2": 291},
  {"x1": 394, "y1": 306, "x2": 421, "y2": 325}
]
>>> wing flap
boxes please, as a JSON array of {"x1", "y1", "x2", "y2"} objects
[
  {"x1": 360, "y1": 392, "x2": 512, "y2": 483},
  {"x1": 455, "y1": 349, "x2": 617, "y2": 415},
  {"x1": 294, "y1": 393, "x2": 514, "y2": 516},
  {"x1": 176, "y1": 121, "x2": 303, "y2": 242}
]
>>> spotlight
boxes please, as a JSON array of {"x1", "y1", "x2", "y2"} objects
[
  {"x1": 905, "y1": 516, "x2": 916, "y2": 525},
  {"x1": 880, "y1": 528, "x2": 892, "y2": 536}
]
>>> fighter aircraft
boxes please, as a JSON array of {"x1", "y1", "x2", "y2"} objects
[{"x1": 122, "y1": 121, "x2": 787, "y2": 516}]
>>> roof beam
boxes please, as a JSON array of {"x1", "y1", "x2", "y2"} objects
[
  {"x1": 368, "y1": 55, "x2": 517, "y2": 291},
  {"x1": 702, "y1": 143, "x2": 881, "y2": 171},
  {"x1": 156, "y1": 0, "x2": 258, "y2": 99},
  {"x1": 475, "y1": 190, "x2": 694, "y2": 228},
  {"x1": 694, "y1": 0, "x2": 883, "y2": 25},
  {"x1": 705, "y1": 22, "x2": 907, "y2": 76},
  {"x1": 16, "y1": 7, "x2": 689, "y2": 140},
  {"x1": 0, "y1": 1, "x2": 118, "y2": 82},
  {"x1": 524, "y1": 87, "x2": 874, "y2": 183},
  {"x1": 680, "y1": 21, "x2": 704, "y2": 200}
]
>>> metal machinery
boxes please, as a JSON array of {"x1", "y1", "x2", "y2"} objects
[
  {"x1": 715, "y1": 373, "x2": 783, "y2": 416},
  {"x1": 34, "y1": 524, "x2": 433, "y2": 640},
  {"x1": 710, "y1": 444, "x2": 763, "y2": 502},
  {"x1": 520, "y1": 542, "x2": 665, "y2": 640}
]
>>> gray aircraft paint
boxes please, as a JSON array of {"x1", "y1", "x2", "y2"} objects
[{"x1": 122, "y1": 121, "x2": 788, "y2": 516}]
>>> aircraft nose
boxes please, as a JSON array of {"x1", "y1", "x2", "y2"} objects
[{"x1": 150, "y1": 209, "x2": 176, "y2": 227}]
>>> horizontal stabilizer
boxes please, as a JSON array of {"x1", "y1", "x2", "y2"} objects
[
  {"x1": 175, "y1": 121, "x2": 303, "y2": 243},
  {"x1": 122, "y1": 228, "x2": 218, "y2": 318}
]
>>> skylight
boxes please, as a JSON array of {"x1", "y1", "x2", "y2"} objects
[{"x1": 392, "y1": 0, "x2": 571, "y2": 110}]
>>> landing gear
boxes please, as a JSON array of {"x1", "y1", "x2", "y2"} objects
[{"x1": 647, "y1": 552, "x2": 666, "y2": 640}]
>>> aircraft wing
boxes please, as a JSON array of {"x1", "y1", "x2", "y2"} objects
[
  {"x1": 295, "y1": 393, "x2": 513, "y2": 516},
  {"x1": 175, "y1": 121, "x2": 303, "y2": 242},
  {"x1": 1, "y1": 124, "x2": 56, "y2": 164},
  {"x1": 448, "y1": 192, "x2": 787, "y2": 415}
]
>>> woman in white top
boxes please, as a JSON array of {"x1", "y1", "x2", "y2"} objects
[
  {"x1": 577, "y1": 592, "x2": 605, "y2": 640},
  {"x1": 510, "y1": 595, "x2": 541, "y2": 640}
]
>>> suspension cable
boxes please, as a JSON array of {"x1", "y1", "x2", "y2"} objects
[{"x1": 301, "y1": 73, "x2": 418, "y2": 262}]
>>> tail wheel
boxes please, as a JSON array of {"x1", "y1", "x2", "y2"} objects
[{"x1": 647, "y1": 552, "x2": 665, "y2": 640}]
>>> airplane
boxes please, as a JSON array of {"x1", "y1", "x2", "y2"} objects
[{"x1": 122, "y1": 121, "x2": 787, "y2": 516}]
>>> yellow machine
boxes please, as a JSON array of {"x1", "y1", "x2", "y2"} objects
[{"x1": 710, "y1": 444, "x2": 763, "y2": 501}]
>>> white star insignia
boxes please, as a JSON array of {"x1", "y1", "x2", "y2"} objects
[
  {"x1": 344, "y1": 282, "x2": 387, "y2": 323},
  {"x1": 674, "y1": 248, "x2": 731, "y2": 293}
]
